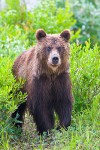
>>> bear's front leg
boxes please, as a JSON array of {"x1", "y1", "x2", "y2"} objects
[
  {"x1": 54, "y1": 73, "x2": 73, "y2": 130},
  {"x1": 56, "y1": 100, "x2": 72, "y2": 130},
  {"x1": 33, "y1": 103, "x2": 54, "y2": 135},
  {"x1": 30, "y1": 76, "x2": 54, "y2": 135},
  {"x1": 11, "y1": 102, "x2": 26, "y2": 129}
]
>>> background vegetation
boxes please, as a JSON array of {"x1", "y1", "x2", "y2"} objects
[
  {"x1": 0, "y1": 0, "x2": 100, "y2": 149},
  {"x1": 69, "y1": 0, "x2": 100, "y2": 45}
]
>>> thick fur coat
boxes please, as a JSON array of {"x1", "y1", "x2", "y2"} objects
[{"x1": 12, "y1": 29, "x2": 73, "y2": 134}]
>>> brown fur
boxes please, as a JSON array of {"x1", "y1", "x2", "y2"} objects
[{"x1": 12, "y1": 29, "x2": 73, "y2": 134}]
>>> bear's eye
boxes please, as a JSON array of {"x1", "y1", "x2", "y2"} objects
[
  {"x1": 46, "y1": 46, "x2": 52, "y2": 52},
  {"x1": 57, "y1": 47, "x2": 64, "y2": 52},
  {"x1": 57, "y1": 47, "x2": 62, "y2": 52}
]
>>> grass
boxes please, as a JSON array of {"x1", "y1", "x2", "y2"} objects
[{"x1": 1, "y1": 99, "x2": 100, "y2": 150}]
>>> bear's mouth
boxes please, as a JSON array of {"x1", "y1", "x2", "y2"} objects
[
  {"x1": 48, "y1": 64, "x2": 59, "y2": 71},
  {"x1": 50, "y1": 64, "x2": 59, "y2": 68}
]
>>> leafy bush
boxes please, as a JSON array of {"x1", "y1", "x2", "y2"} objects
[
  {"x1": 0, "y1": 57, "x2": 26, "y2": 145},
  {"x1": 0, "y1": 23, "x2": 29, "y2": 57},
  {"x1": 69, "y1": 0, "x2": 100, "y2": 45},
  {"x1": 70, "y1": 41, "x2": 100, "y2": 111},
  {"x1": 0, "y1": 0, "x2": 99, "y2": 149},
  {"x1": 56, "y1": 0, "x2": 66, "y2": 8},
  {"x1": 5, "y1": 0, "x2": 27, "y2": 24},
  {"x1": 0, "y1": 42, "x2": 99, "y2": 149},
  {"x1": 0, "y1": 0, "x2": 80, "y2": 48},
  {"x1": 28, "y1": 0, "x2": 79, "y2": 44}
]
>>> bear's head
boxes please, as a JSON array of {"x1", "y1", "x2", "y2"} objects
[{"x1": 35, "y1": 29, "x2": 70, "y2": 75}]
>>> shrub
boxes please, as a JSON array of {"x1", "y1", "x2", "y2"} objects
[
  {"x1": 0, "y1": 41, "x2": 99, "y2": 149},
  {"x1": 0, "y1": 0, "x2": 80, "y2": 48},
  {"x1": 5, "y1": 0, "x2": 27, "y2": 24},
  {"x1": 0, "y1": 57, "x2": 26, "y2": 144},
  {"x1": 69, "y1": 0, "x2": 100, "y2": 45},
  {"x1": 70, "y1": 41, "x2": 100, "y2": 111},
  {"x1": 27, "y1": 0, "x2": 79, "y2": 45},
  {"x1": 0, "y1": 0, "x2": 99, "y2": 149},
  {"x1": 0, "y1": 24, "x2": 29, "y2": 57}
]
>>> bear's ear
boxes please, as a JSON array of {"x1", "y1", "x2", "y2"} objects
[
  {"x1": 36, "y1": 29, "x2": 46, "y2": 40},
  {"x1": 60, "y1": 30, "x2": 70, "y2": 42}
]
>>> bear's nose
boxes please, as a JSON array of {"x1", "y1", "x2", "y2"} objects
[{"x1": 52, "y1": 57, "x2": 59, "y2": 64}]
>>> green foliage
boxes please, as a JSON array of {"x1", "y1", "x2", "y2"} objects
[
  {"x1": 0, "y1": 57, "x2": 27, "y2": 145},
  {"x1": 56, "y1": 0, "x2": 66, "y2": 8},
  {"x1": 5, "y1": 0, "x2": 27, "y2": 24},
  {"x1": 0, "y1": 95, "x2": 99, "y2": 149},
  {"x1": 28, "y1": 0, "x2": 79, "y2": 44},
  {"x1": 70, "y1": 40, "x2": 100, "y2": 111},
  {"x1": 0, "y1": 0, "x2": 79, "y2": 47},
  {"x1": 0, "y1": 24, "x2": 29, "y2": 57},
  {"x1": 69, "y1": 0, "x2": 100, "y2": 45},
  {"x1": 32, "y1": 0, "x2": 74, "y2": 32},
  {"x1": 0, "y1": 0, "x2": 100, "y2": 149},
  {"x1": 0, "y1": 42, "x2": 99, "y2": 149}
]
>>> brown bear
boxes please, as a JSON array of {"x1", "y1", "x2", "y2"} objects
[{"x1": 11, "y1": 29, "x2": 73, "y2": 134}]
